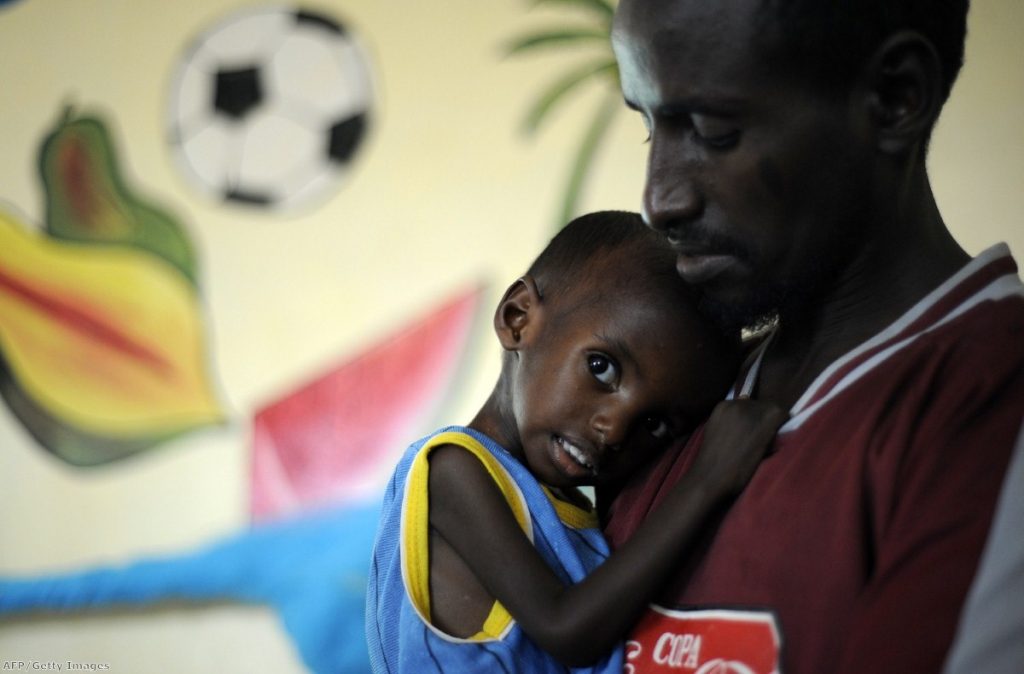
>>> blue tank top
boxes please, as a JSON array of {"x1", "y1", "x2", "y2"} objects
[{"x1": 366, "y1": 426, "x2": 622, "y2": 673}]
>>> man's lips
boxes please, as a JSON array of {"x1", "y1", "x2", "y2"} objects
[{"x1": 674, "y1": 250, "x2": 738, "y2": 284}]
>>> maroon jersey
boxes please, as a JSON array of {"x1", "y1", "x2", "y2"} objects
[{"x1": 605, "y1": 245, "x2": 1024, "y2": 674}]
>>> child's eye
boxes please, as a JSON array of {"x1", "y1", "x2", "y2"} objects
[
  {"x1": 587, "y1": 354, "x2": 619, "y2": 385},
  {"x1": 644, "y1": 416, "x2": 670, "y2": 440}
]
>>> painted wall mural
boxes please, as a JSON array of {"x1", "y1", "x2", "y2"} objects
[
  {"x1": 0, "y1": 5, "x2": 474, "y2": 671},
  {"x1": 0, "y1": 504, "x2": 381, "y2": 674},
  {"x1": 251, "y1": 286, "x2": 486, "y2": 522},
  {"x1": 0, "y1": 284, "x2": 485, "y2": 673},
  {"x1": 507, "y1": 0, "x2": 619, "y2": 228},
  {"x1": 0, "y1": 1, "x2": 624, "y2": 670},
  {"x1": 0, "y1": 109, "x2": 222, "y2": 466},
  {"x1": 167, "y1": 6, "x2": 373, "y2": 212}
]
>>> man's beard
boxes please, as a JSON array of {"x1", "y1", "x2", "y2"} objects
[
  {"x1": 697, "y1": 285, "x2": 782, "y2": 336},
  {"x1": 695, "y1": 258, "x2": 833, "y2": 337},
  {"x1": 667, "y1": 220, "x2": 854, "y2": 337}
]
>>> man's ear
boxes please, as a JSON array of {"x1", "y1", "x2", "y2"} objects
[
  {"x1": 862, "y1": 31, "x2": 944, "y2": 155},
  {"x1": 494, "y1": 275, "x2": 543, "y2": 351}
]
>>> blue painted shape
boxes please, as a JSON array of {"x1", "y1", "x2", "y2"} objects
[{"x1": 0, "y1": 501, "x2": 381, "y2": 674}]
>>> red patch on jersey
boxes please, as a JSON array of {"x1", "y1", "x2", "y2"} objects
[{"x1": 625, "y1": 606, "x2": 782, "y2": 674}]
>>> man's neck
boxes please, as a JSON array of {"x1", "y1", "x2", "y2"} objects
[{"x1": 757, "y1": 186, "x2": 969, "y2": 410}]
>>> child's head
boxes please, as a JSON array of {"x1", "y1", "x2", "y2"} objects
[{"x1": 493, "y1": 211, "x2": 739, "y2": 488}]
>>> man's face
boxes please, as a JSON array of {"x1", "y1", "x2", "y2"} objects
[{"x1": 612, "y1": 0, "x2": 876, "y2": 329}]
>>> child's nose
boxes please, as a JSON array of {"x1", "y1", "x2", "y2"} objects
[{"x1": 591, "y1": 403, "x2": 632, "y2": 448}]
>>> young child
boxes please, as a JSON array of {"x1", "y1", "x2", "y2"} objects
[{"x1": 366, "y1": 211, "x2": 785, "y2": 672}]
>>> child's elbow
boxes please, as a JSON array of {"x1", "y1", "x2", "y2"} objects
[{"x1": 529, "y1": 617, "x2": 616, "y2": 668}]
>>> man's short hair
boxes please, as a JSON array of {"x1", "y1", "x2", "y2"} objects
[{"x1": 759, "y1": 0, "x2": 969, "y2": 105}]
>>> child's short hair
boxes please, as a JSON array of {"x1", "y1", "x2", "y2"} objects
[{"x1": 527, "y1": 210, "x2": 688, "y2": 309}]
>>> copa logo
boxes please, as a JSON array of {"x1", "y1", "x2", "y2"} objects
[
  {"x1": 627, "y1": 606, "x2": 781, "y2": 673},
  {"x1": 653, "y1": 631, "x2": 702, "y2": 668}
]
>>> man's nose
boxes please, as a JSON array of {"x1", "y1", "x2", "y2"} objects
[{"x1": 642, "y1": 137, "x2": 703, "y2": 236}]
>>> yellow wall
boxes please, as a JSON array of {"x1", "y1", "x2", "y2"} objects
[{"x1": 0, "y1": 0, "x2": 1021, "y2": 671}]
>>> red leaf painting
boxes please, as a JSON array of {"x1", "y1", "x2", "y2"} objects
[{"x1": 251, "y1": 285, "x2": 487, "y2": 521}]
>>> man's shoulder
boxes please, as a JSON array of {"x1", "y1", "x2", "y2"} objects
[
  {"x1": 843, "y1": 245, "x2": 1023, "y2": 397},
  {"x1": 914, "y1": 277, "x2": 1024, "y2": 376},
  {"x1": 827, "y1": 297, "x2": 1024, "y2": 423},
  {"x1": 782, "y1": 262, "x2": 1024, "y2": 453},
  {"x1": 798, "y1": 284, "x2": 1024, "y2": 462}
]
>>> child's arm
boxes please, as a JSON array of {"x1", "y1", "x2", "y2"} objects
[{"x1": 428, "y1": 398, "x2": 787, "y2": 666}]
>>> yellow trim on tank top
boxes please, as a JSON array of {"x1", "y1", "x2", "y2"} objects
[
  {"x1": 541, "y1": 485, "x2": 599, "y2": 529},
  {"x1": 402, "y1": 431, "x2": 601, "y2": 640},
  {"x1": 402, "y1": 431, "x2": 531, "y2": 641}
]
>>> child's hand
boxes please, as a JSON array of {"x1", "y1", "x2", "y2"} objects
[{"x1": 689, "y1": 398, "x2": 788, "y2": 495}]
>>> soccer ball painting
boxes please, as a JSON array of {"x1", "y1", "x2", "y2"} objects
[{"x1": 167, "y1": 6, "x2": 374, "y2": 213}]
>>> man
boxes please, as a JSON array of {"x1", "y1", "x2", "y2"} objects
[{"x1": 602, "y1": 1, "x2": 1024, "y2": 673}]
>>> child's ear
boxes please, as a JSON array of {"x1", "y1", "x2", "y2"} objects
[{"x1": 494, "y1": 275, "x2": 543, "y2": 351}]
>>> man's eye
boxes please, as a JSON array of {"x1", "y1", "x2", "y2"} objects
[
  {"x1": 644, "y1": 416, "x2": 670, "y2": 440},
  {"x1": 587, "y1": 354, "x2": 619, "y2": 385},
  {"x1": 692, "y1": 114, "x2": 739, "y2": 149}
]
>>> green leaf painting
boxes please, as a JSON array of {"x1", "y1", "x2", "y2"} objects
[
  {"x1": 0, "y1": 108, "x2": 222, "y2": 466},
  {"x1": 508, "y1": 0, "x2": 620, "y2": 229}
]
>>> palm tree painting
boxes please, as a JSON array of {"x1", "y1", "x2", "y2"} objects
[{"x1": 506, "y1": 0, "x2": 620, "y2": 229}]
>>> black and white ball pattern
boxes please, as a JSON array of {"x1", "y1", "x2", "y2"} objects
[{"x1": 168, "y1": 6, "x2": 373, "y2": 212}]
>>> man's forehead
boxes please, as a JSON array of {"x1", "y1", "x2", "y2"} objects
[
  {"x1": 613, "y1": 0, "x2": 764, "y2": 43},
  {"x1": 613, "y1": 0, "x2": 773, "y2": 105}
]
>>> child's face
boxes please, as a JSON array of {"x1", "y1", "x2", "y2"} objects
[{"x1": 509, "y1": 274, "x2": 728, "y2": 489}]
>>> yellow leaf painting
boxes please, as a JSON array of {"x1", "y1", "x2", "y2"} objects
[{"x1": 0, "y1": 209, "x2": 222, "y2": 464}]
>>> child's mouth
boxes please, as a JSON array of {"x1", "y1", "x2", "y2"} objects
[{"x1": 553, "y1": 435, "x2": 597, "y2": 478}]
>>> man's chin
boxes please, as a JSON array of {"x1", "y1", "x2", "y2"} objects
[
  {"x1": 694, "y1": 277, "x2": 805, "y2": 336},
  {"x1": 694, "y1": 255, "x2": 838, "y2": 336},
  {"x1": 698, "y1": 293, "x2": 780, "y2": 336}
]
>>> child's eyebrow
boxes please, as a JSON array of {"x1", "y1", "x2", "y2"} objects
[{"x1": 594, "y1": 332, "x2": 638, "y2": 369}]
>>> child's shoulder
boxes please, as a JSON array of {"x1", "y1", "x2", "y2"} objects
[{"x1": 427, "y1": 441, "x2": 509, "y2": 503}]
